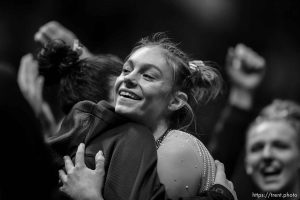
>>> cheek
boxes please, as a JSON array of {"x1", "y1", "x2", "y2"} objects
[
  {"x1": 246, "y1": 153, "x2": 261, "y2": 168},
  {"x1": 144, "y1": 83, "x2": 172, "y2": 101},
  {"x1": 282, "y1": 150, "x2": 300, "y2": 168},
  {"x1": 114, "y1": 76, "x2": 123, "y2": 90}
]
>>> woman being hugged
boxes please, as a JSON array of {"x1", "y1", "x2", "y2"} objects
[
  {"x1": 114, "y1": 33, "x2": 223, "y2": 199},
  {"x1": 17, "y1": 39, "x2": 123, "y2": 137}
]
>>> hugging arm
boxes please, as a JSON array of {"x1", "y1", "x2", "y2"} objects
[{"x1": 60, "y1": 145, "x2": 236, "y2": 200}]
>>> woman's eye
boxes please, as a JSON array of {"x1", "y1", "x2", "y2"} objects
[
  {"x1": 143, "y1": 74, "x2": 155, "y2": 80},
  {"x1": 122, "y1": 67, "x2": 131, "y2": 74}
]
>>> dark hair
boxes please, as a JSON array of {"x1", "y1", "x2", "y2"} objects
[
  {"x1": 128, "y1": 33, "x2": 223, "y2": 130},
  {"x1": 37, "y1": 40, "x2": 123, "y2": 114}
]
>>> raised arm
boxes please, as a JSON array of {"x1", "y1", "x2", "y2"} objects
[
  {"x1": 226, "y1": 43, "x2": 266, "y2": 110},
  {"x1": 34, "y1": 21, "x2": 93, "y2": 59},
  {"x1": 17, "y1": 54, "x2": 57, "y2": 137},
  {"x1": 209, "y1": 44, "x2": 266, "y2": 177}
]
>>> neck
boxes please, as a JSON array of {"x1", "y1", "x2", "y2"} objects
[{"x1": 150, "y1": 119, "x2": 169, "y2": 141}]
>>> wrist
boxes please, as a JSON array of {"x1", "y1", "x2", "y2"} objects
[
  {"x1": 229, "y1": 86, "x2": 253, "y2": 110},
  {"x1": 72, "y1": 39, "x2": 93, "y2": 59}
]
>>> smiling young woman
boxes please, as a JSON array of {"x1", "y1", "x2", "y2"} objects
[{"x1": 113, "y1": 33, "x2": 223, "y2": 199}]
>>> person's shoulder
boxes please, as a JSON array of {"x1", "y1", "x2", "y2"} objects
[
  {"x1": 158, "y1": 130, "x2": 216, "y2": 193},
  {"x1": 117, "y1": 122, "x2": 154, "y2": 140},
  {"x1": 159, "y1": 130, "x2": 202, "y2": 155},
  {"x1": 156, "y1": 130, "x2": 205, "y2": 198},
  {"x1": 157, "y1": 129, "x2": 206, "y2": 173}
]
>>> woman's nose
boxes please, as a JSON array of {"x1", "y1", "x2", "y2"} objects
[{"x1": 124, "y1": 76, "x2": 138, "y2": 88}]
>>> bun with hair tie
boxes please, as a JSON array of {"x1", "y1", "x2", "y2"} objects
[
  {"x1": 37, "y1": 40, "x2": 80, "y2": 85},
  {"x1": 187, "y1": 60, "x2": 223, "y2": 105}
]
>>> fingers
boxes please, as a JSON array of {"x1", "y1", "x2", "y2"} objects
[
  {"x1": 18, "y1": 54, "x2": 33, "y2": 85},
  {"x1": 34, "y1": 21, "x2": 60, "y2": 44},
  {"x1": 34, "y1": 21, "x2": 76, "y2": 47},
  {"x1": 215, "y1": 160, "x2": 226, "y2": 181},
  {"x1": 42, "y1": 21, "x2": 61, "y2": 35},
  {"x1": 235, "y1": 43, "x2": 265, "y2": 69},
  {"x1": 18, "y1": 54, "x2": 33, "y2": 93},
  {"x1": 25, "y1": 58, "x2": 36, "y2": 96},
  {"x1": 64, "y1": 156, "x2": 74, "y2": 173},
  {"x1": 75, "y1": 143, "x2": 86, "y2": 168},
  {"x1": 226, "y1": 47, "x2": 235, "y2": 62},
  {"x1": 18, "y1": 54, "x2": 43, "y2": 114},
  {"x1": 18, "y1": 54, "x2": 29, "y2": 89},
  {"x1": 95, "y1": 150, "x2": 105, "y2": 174},
  {"x1": 21, "y1": 54, "x2": 38, "y2": 87},
  {"x1": 59, "y1": 169, "x2": 67, "y2": 183},
  {"x1": 36, "y1": 76, "x2": 44, "y2": 102},
  {"x1": 226, "y1": 47, "x2": 241, "y2": 71},
  {"x1": 34, "y1": 31, "x2": 52, "y2": 44},
  {"x1": 214, "y1": 160, "x2": 238, "y2": 200}
]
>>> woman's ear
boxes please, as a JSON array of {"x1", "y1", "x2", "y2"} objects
[{"x1": 168, "y1": 91, "x2": 188, "y2": 111}]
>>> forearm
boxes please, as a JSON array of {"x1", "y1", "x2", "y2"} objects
[
  {"x1": 209, "y1": 104, "x2": 255, "y2": 177},
  {"x1": 229, "y1": 86, "x2": 254, "y2": 111}
]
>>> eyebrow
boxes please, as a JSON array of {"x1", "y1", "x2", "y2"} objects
[{"x1": 126, "y1": 60, "x2": 163, "y2": 74}]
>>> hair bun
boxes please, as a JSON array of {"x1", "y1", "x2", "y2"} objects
[
  {"x1": 188, "y1": 60, "x2": 223, "y2": 104},
  {"x1": 37, "y1": 40, "x2": 80, "y2": 85}
]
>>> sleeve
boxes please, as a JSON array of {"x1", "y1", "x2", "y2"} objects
[
  {"x1": 208, "y1": 105, "x2": 256, "y2": 178},
  {"x1": 47, "y1": 101, "x2": 94, "y2": 169},
  {"x1": 85, "y1": 123, "x2": 167, "y2": 200}
]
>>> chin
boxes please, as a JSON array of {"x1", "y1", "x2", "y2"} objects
[
  {"x1": 115, "y1": 105, "x2": 136, "y2": 119},
  {"x1": 259, "y1": 184, "x2": 283, "y2": 193},
  {"x1": 256, "y1": 178, "x2": 286, "y2": 193},
  {"x1": 115, "y1": 105, "x2": 130, "y2": 115}
]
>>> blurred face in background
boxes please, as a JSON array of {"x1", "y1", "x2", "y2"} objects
[{"x1": 245, "y1": 120, "x2": 300, "y2": 192}]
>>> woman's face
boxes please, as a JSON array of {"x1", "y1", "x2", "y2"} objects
[
  {"x1": 114, "y1": 46, "x2": 174, "y2": 126},
  {"x1": 245, "y1": 120, "x2": 300, "y2": 192}
]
